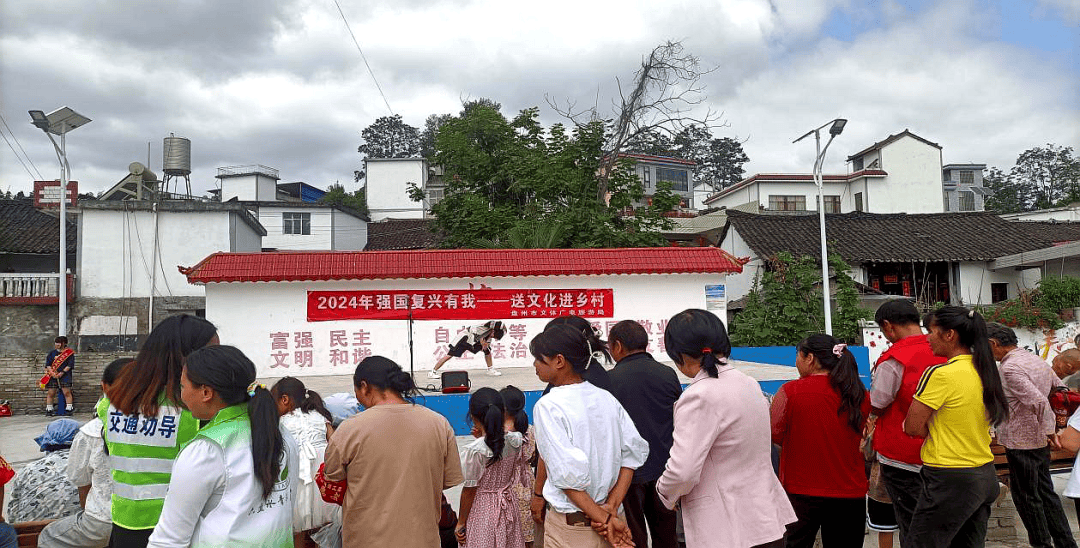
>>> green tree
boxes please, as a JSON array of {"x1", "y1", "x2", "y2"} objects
[
  {"x1": 430, "y1": 104, "x2": 676, "y2": 248},
  {"x1": 625, "y1": 129, "x2": 674, "y2": 156},
  {"x1": 319, "y1": 183, "x2": 368, "y2": 217},
  {"x1": 730, "y1": 253, "x2": 871, "y2": 346},
  {"x1": 355, "y1": 114, "x2": 421, "y2": 181},
  {"x1": 419, "y1": 113, "x2": 453, "y2": 160},
  {"x1": 672, "y1": 125, "x2": 749, "y2": 191},
  {"x1": 1011, "y1": 144, "x2": 1079, "y2": 209},
  {"x1": 983, "y1": 167, "x2": 1028, "y2": 213}
]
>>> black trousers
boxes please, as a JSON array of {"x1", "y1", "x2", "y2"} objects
[
  {"x1": 107, "y1": 524, "x2": 153, "y2": 548},
  {"x1": 784, "y1": 494, "x2": 865, "y2": 548},
  {"x1": 1004, "y1": 447, "x2": 1077, "y2": 548},
  {"x1": 880, "y1": 463, "x2": 923, "y2": 545},
  {"x1": 623, "y1": 480, "x2": 678, "y2": 548},
  {"x1": 907, "y1": 463, "x2": 999, "y2": 548}
]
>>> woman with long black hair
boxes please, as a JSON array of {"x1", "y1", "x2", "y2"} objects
[
  {"x1": 98, "y1": 314, "x2": 217, "y2": 548},
  {"x1": 148, "y1": 345, "x2": 298, "y2": 548},
  {"x1": 903, "y1": 306, "x2": 1009, "y2": 547},
  {"x1": 771, "y1": 334, "x2": 870, "y2": 547},
  {"x1": 657, "y1": 309, "x2": 795, "y2": 548}
]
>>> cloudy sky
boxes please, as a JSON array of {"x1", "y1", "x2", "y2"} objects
[{"x1": 1, "y1": 0, "x2": 1077, "y2": 198}]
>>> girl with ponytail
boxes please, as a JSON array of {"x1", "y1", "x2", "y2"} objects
[
  {"x1": 500, "y1": 385, "x2": 537, "y2": 547},
  {"x1": 770, "y1": 334, "x2": 870, "y2": 547},
  {"x1": 902, "y1": 306, "x2": 1008, "y2": 547},
  {"x1": 657, "y1": 309, "x2": 795, "y2": 548},
  {"x1": 271, "y1": 377, "x2": 338, "y2": 545},
  {"x1": 456, "y1": 387, "x2": 531, "y2": 547},
  {"x1": 322, "y1": 356, "x2": 464, "y2": 547},
  {"x1": 149, "y1": 345, "x2": 298, "y2": 548}
]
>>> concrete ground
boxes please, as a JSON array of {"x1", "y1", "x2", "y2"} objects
[{"x1": 3, "y1": 363, "x2": 1077, "y2": 546}]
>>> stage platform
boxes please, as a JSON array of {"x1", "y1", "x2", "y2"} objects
[{"x1": 269, "y1": 358, "x2": 801, "y2": 435}]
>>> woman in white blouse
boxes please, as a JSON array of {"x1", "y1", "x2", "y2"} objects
[
  {"x1": 529, "y1": 323, "x2": 649, "y2": 548},
  {"x1": 148, "y1": 346, "x2": 299, "y2": 548}
]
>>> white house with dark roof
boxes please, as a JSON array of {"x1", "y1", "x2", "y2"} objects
[
  {"x1": 705, "y1": 130, "x2": 984, "y2": 215},
  {"x1": 717, "y1": 210, "x2": 1080, "y2": 307}
]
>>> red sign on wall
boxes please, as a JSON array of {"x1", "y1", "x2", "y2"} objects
[
  {"x1": 33, "y1": 180, "x2": 78, "y2": 208},
  {"x1": 308, "y1": 289, "x2": 614, "y2": 322}
]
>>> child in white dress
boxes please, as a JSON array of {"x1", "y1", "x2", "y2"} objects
[{"x1": 272, "y1": 377, "x2": 338, "y2": 547}]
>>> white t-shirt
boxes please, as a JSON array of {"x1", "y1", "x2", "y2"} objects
[
  {"x1": 67, "y1": 417, "x2": 113, "y2": 523},
  {"x1": 534, "y1": 381, "x2": 649, "y2": 514},
  {"x1": 1065, "y1": 410, "x2": 1080, "y2": 498}
]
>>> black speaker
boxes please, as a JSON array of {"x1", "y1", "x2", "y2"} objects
[{"x1": 440, "y1": 371, "x2": 470, "y2": 394}]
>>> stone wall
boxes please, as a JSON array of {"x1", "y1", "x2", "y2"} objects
[
  {"x1": 0, "y1": 352, "x2": 130, "y2": 414},
  {"x1": 987, "y1": 482, "x2": 1020, "y2": 545},
  {"x1": 0, "y1": 305, "x2": 62, "y2": 354}
]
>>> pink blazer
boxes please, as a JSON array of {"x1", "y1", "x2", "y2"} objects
[{"x1": 656, "y1": 366, "x2": 796, "y2": 548}]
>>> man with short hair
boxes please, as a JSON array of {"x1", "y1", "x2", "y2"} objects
[
  {"x1": 43, "y1": 335, "x2": 75, "y2": 416},
  {"x1": 987, "y1": 322, "x2": 1076, "y2": 548},
  {"x1": 607, "y1": 320, "x2": 681, "y2": 548},
  {"x1": 869, "y1": 299, "x2": 947, "y2": 543}
]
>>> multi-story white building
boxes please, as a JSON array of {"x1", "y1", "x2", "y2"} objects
[{"x1": 704, "y1": 130, "x2": 986, "y2": 215}]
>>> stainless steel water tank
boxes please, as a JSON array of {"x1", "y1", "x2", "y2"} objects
[{"x1": 162, "y1": 136, "x2": 191, "y2": 176}]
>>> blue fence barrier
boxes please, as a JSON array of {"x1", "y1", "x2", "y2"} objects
[{"x1": 415, "y1": 346, "x2": 873, "y2": 435}]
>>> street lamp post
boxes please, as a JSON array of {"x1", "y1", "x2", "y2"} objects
[
  {"x1": 29, "y1": 107, "x2": 91, "y2": 337},
  {"x1": 794, "y1": 118, "x2": 846, "y2": 335}
]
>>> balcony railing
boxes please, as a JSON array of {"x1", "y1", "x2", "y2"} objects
[{"x1": 0, "y1": 273, "x2": 75, "y2": 304}]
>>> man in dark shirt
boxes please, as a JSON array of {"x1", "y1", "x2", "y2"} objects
[{"x1": 607, "y1": 320, "x2": 682, "y2": 548}]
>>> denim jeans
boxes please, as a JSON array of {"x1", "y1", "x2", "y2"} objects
[
  {"x1": 1005, "y1": 447, "x2": 1077, "y2": 548},
  {"x1": 0, "y1": 521, "x2": 17, "y2": 548}
]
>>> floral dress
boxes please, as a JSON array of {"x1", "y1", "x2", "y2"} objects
[
  {"x1": 510, "y1": 431, "x2": 535, "y2": 543},
  {"x1": 461, "y1": 431, "x2": 527, "y2": 548},
  {"x1": 7, "y1": 450, "x2": 80, "y2": 523}
]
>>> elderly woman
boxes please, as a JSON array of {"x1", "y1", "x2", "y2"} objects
[{"x1": 7, "y1": 418, "x2": 81, "y2": 523}]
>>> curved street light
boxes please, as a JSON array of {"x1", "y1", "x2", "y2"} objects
[
  {"x1": 794, "y1": 118, "x2": 847, "y2": 335},
  {"x1": 28, "y1": 107, "x2": 91, "y2": 337}
]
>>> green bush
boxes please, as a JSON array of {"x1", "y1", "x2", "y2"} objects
[
  {"x1": 1035, "y1": 276, "x2": 1080, "y2": 314},
  {"x1": 982, "y1": 288, "x2": 1064, "y2": 330},
  {"x1": 729, "y1": 253, "x2": 872, "y2": 346}
]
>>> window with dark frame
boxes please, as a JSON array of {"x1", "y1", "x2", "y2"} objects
[
  {"x1": 283, "y1": 212, "x2": 311, "y2": 235},
  {"x1": 823, "y1": 195, "x2": 841, "y2": 213},
  {"x1": 991, "y1": 283, "x2": 1008, "y2": 303},
  {"x1": 769, "y1": 195, "x2": 806, "y2": 211},
  {"x1": 852, "y1": 157, "x2": 864, "y2": 171},
  {"x1": 855, "y1": 192, "x2": 864, "y2": 212},
  {"x1": 943, "y1": 192, "x2": 950, "y2": 212},
  {"x1": 656, "y1": 167, "x2": 688, "y2": 191},
  {"x1": 958, "y1": 170, "x2": 975, "y2": 185}
]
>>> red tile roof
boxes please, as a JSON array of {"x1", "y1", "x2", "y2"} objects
[{"x1": 180, "y1": 248, "x2": 747, "y2": 284}]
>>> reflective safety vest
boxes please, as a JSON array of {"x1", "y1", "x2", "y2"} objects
[
  {"x1": 177, "y1": 404, "x2": 295, "y2": 548},
  {"x1": 97, "y1": 395, "x2": 199, "y2": 530}
]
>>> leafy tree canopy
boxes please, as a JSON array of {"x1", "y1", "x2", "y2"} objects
[
  {"x1": 354, "y1": 114, "x2": 421, "y2": 181},
  {"x1": 428, "y1": 104, "x2": 677, "y2": 248},
  {"x1": 319, "y1": 183, "x2": 369, "y2": 217},
  {"x1": 984, "y1": 144, "x2": 1079, "y2": 213}
]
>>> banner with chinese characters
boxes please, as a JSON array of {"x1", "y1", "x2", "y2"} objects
[
  {"x1": 262, "y1": 317, "x2": 676, "y2": 373},
  {"x1": 307, "y1": 289, "x2": 614, "y2": 322}
]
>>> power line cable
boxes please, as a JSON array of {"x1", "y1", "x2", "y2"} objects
[
  {"x1": 331, "y1": 0, "x2": 394, "y2": 115},
  {"x1": 0, "y1": 112, "x2": 44, "y2": 179},
  {"x1": 0, "y1": 124, "x2": 40, "y2": 181}
]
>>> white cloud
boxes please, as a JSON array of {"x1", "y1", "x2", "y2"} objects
[{"x1": 0, "y1": 0, "x2": 1076, "y2": 199}]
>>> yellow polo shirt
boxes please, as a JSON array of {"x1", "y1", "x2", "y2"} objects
[{"x1": 912, "y1": 354, "x2": 994, "y2": 468}]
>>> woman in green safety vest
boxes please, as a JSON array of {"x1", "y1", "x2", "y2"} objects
[
  {"x1": 98, "y1": 314, "x2": 217, "y2": 548},
  {"x1": 148, "y1": 345, "x2": 298, "y2": 548}
]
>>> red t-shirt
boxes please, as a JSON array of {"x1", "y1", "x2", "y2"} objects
[{"x1": 771, "y1": 375, "x2": 870, "y2": 498}]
